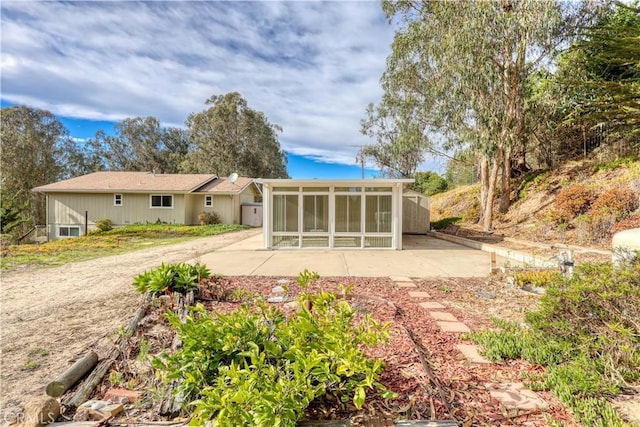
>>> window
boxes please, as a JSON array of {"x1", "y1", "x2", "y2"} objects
[
  {"x1": 365, "y1": 195, "x2": 392, "y2": 233},
  {"x1": 335, "y1": 195, "x2": 361, "y2": 232},
  {"x1": 114, "y1": 194, "x2": 123, "y2": 206},
  {"x1": 59, "y1": 226, "x2": 81, "y2": 237},
  {"x1": 273, "y1": 194, "x2": 298, "y2": 232},
  {"x1": 204, "y1": 195, "x2": 213, "y2": 207},
  {"x1": 303, "y1": 195, "x2": 328, "y2": 232},
  {"x1": 150, "y1": 194, "x2": 173, "y2": 208}
]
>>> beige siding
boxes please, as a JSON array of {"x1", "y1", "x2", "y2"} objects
[
  {"x1": 402, "y1": 192, "x2": 430, "y2": 234},
  {"x1": 47, "y1": 192, "x2": 187, "y2": 240}
]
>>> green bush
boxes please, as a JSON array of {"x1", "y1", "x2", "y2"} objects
[
  {"x1": 469, "y1": 263, "x2": 640, "y2": 426},
  {"x1": 198, "y1": 211, "x2": 221, "y2": 225},
  {"x1": 154, "y1": 271, "x2": 394, "y2": 426},
  {"x1": 413, "y1": 171, "x2": 449, "y2": 196},
  {"x1": 132, "y1": 262, "x2": 211, "y2": 295},
  {"x1": 95, "y1": 218, "x2": 113, "y2": 232},
  {"x1": 514, "y1": 270, "x2": 563, "y2": 288},
  {"x1": 430, "y1": 216, "x2": 461, "y2": 230}
]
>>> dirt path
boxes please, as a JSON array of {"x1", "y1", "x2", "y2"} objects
[{"x1": 0, "y1": 228, "x2": 262, "y2": 423}]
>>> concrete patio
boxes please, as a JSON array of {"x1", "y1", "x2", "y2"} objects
[{"x1": 196, "y1": 230, "x2": 514, "y2": 277}]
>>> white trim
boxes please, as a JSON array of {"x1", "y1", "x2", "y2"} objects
[
  {"x1": 114, "y1": 194, "x2": 123, "y2": 206},
  {"x1": 204, "y1": 195, "x2": 213, "y2": 207},
  {"x1": 150, "y1": 194, "x2": 174, "y2": 208},
  {"x1": 58, "y1": 225, "x2": 81, "y2": 238}
]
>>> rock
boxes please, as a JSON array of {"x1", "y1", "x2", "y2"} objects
[
  {"x1": 277, "y1": 279, "x2": 290, "y2": 286},
  {"x1": 476, "y1": 291, "x2": 496, "y2": 299},
  {"x1": 267, "y1": 296, "x2": 284, "y2": 303},
  {"x1": 19, "y1": 396, "x2": 60, "y2": 427},
  {"x1": 103, "y1": 387, "x2": 140, "y2": 404},
  {"x1": 521, "y1": 284, "x2": 546, "y2": 295},
  {"x1": 271, "y1": 285, "x2": 285, "y2": 295}
]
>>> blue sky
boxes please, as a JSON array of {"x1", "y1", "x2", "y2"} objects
[{"x1": 1, "y1": 1, "x2": 443, "y2": 179}]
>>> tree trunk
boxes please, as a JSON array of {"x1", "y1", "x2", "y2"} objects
[
  {"x1": 46, "y1": 351, "x2": 99, "y2": 397},
  {"x1": 478, "y1": 155, "x2": 489, "y2": 226},
  {"x1": 499, "y1": 146, "x2": 511, "y2": 214},
  {"x1": 482, "y1": 157, "x2": 500, "y2": 231}
]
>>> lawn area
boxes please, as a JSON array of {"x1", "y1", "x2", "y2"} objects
[{"x1": 1, "y1": 224, "x2": 248, "y2": 271}]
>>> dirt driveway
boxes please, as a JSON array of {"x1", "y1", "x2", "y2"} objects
[{"x1": 0, "y1": 228, "x2": 262, "y2": 423}]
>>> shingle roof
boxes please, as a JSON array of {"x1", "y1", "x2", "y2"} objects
[
  {"x1": 32, "y1": 171, "x2": 218, "y2": 193},
  {"x1": 194, "y1": 176, "x2": 255, "y2": 194}
]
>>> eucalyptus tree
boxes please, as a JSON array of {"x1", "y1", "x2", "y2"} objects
[
  {"x1": 87, "y1": 116, "x2": 188, "y2": 173},
  {"x1": 185, "y1": 92, "x2": 288, "y2": 178},
  {"x1": 365, "y1": 0, "x2": 587, "y2": 230},
  {"x1": 0, "y1": 105, "x2": 79, "y2": 230}
]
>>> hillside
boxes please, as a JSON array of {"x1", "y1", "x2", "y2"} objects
[{"x1": 429, "y1": 157, "x2": 640, "y2": 252}]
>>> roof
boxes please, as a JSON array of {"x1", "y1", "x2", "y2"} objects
[
  {"x1": 257, "y1": 178, "x2": 414, "y2": 185},
  {"x1": 194, "y1": 176, "x2": 256, "y2": 194},
  {"x1": 32, "y1": 171, "x2": 218, "y2": 193}
]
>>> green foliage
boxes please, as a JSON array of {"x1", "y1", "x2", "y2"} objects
[
  {"x1": 155, "y1": 277, "x2": 393, "y2": 426},
  {"x1": 594, "y1": 156, "x2": 639, "y2": 172},
  {"x1": 132, "y1": 262, "x2": 210, "y2": 295},
  {"x1": 517, "y1": 170, "x2": 550, "y2": 200},
  {"x1": 514, "y1": 270, "x2": 563, "y2": 288},
  {"x1": 198, "y1": 211, "x2": 221, "y2": 225},
  {"x1": 185, "y1": 92, "x2": 289, "y2": 178},
  {"x1": 412, "y1": 171, "x2": 448, "y2": 196},
  {"x1": 0, "y1": 188, "x2": 29, "y2": 236},
  {"x1": 430, "y1": 217, "x2": 461, "y2": 230},
  {"x1": 95, "y1": 218, "x2": 113, "y2": 232},
  {"x1": 2, "y1": 224, "x2": 246, "y2": 271},
  {"x1": 470, "y1": 263, "x2": 640, "y2": 426}
]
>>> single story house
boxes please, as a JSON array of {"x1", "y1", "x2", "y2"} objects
[
  {"x1": 258, "y1": 178, "x2": 416, "y2": 250},
  {"x1": 32, "y1": 171, "x2": 260, "y2": 241}
]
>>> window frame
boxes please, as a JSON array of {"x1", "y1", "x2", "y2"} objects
[
  {"x1": 58, "y1": 225, "x2": 81, "y2": 238},
  {"x1": 150, "y1": 194, "x2": 174, "y2": 209},
  {"x1": 204, "y1": 195, "x2": 213, "y2": 207},
  {"x1": 114, "y1": 194, "x2": 123, "y2": 206}
]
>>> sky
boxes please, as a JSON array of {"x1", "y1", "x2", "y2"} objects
[{"x1": 1, "y1": 1, "x2": 443, "y2": 179}]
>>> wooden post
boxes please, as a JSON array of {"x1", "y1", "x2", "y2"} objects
[
  {"x1": 490, "y1": 251, "x2": 497, "y2": 273},
  {"x1": 84, "y1": 211, "x2": 88, "y2": 236},
  {"x1": 46, "y1": 350, "x2": 99, "y2": 397}
]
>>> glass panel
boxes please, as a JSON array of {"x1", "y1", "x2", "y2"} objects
[
  {"x1": 70, "y1": 227, "x2": 80, "y2": 237},
  {"x1": 364, "y1": 236, "x2": 392, "y2": 248},
  {"x1": 273, "y1": 186, "x2": 298, "y2": 192},
  {"x1": 303, "y1": 195, "x2": 328, "y2": 232},
  {"x1": 365, "y1": 195, "x2": 392, "y2": 232},
  {"x1": 151, "y1": 195, "x2": 161, "y2": 206},
  {"x1": 162, "y1": 195, "x2": 173, "y2": 207},
  {"x1": 59, "y1": 227, "x2": 69, "y2": 237},
  {"x1": 302, "y1": 236, "x2": 329, "y2": 248},
  {"x1": 272, "y1": 235, "x2": 299, "y2": 248},
  {"x1": 302, "y1": 187, "x2": 329, "y2": 192},
  {"x1": 335, "y1": 195, "x2": 361, "y2": 232},
  {"x1": 273, "y1": 194, "x2": 298, "y2": 232},
  {"x1": 365, "y1": 187, "x2": 392, "y2": 192},
  {"x1": 335, "y1": 187, "x2": 361, "y2": 192},
  {"x1": 334, "y1": 236, "x2": 361, "y2": 248}
]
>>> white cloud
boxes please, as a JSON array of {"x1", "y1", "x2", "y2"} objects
[{"x1": 0, "y1": 1, "x2": 395, "y2": 165}]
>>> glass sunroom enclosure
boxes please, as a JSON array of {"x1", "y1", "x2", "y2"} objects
[{"x1": 259, "y1": 179, "x2": 414, "y2": 249}]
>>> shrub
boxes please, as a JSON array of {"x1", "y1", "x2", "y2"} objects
[
  {"x1": 413, "y1": 171, "x2": 448, "y2": 196},
  {"x1": 95, "y1": 218, "x2": 113, "y2": 232},
  {"x1": 554, "y1": 184, "x2": 594, "y2": 218},
  {"x1": 198, "y1": 211, "x2": 221, "y2": 225},
  {"x1": 514, "y1": 270, "x2": 563, "y2": 288},
  {"x1": 132, "y1": 262, "x2": 211, "y2": 295},
  {"x1": 470, "y1": 263, "x2": 640, "y2": 426},
  {"x1": 613, "y1": 214, "x2": 640, "y2": 234},
  {"x1": 430, "y1": 216, "x2": 461, "y2": 230},
  {"x1": 590, "y1": 188, "x2": 638, "y2": 214},
  {"x1": 154, "y1": 271, "x2": 394, "y2": 426}
]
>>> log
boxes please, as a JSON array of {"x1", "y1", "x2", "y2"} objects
[
  {"x1": 46, "y1": 351, "x2": 99, "y2": 397},
  {"x1": 158, "y1": 291, "x2": 193, "y2": 417},
  {"x1": 63, "y1": 294, "x2": 151, "y2": 408}
]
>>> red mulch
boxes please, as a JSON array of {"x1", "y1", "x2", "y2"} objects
[{"x1": 102, "y1": 276, "x2": 580, "y2": 426}]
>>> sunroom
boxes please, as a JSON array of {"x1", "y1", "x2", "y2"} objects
[{"x1": 258, "y1": 179, "x2": 414, "y2": 250}]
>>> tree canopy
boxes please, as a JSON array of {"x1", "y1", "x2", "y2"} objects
[
  {"x1": 0, "y1": 105, "x2": 82, "y2": 231},
  {"x1": 365, "y1": 0, "x2": 591, "y2": 230},
  {"x1": 185, "y1": 92, "x2": 289, "y2": 178}
]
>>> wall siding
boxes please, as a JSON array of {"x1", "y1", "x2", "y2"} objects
[{"x1": 47, "y1": 192, "x2": 187, "y2": 240}]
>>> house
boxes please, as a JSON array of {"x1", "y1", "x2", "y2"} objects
[
  {"x1": 32, "y1": 171, "x2": 261, "y2": 241},
  {"x1": 258, "y1": 178, "x2": 415, "y2": 250}
]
